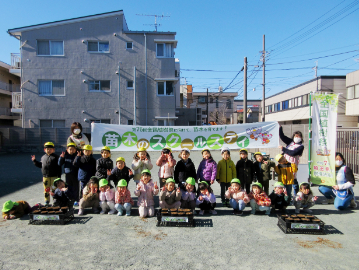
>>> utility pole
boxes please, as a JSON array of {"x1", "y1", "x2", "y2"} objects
[
  {"x1": 313, "y1": 60, "x2": 318, "y2": 78},
  {"x1": 133, "y1": 66, "x2": 136, "y2": 125},
  {"x1": 262, "y1": 35, "x2": 266, "y2": 123},
  {"x1": 206, "y1": 88, "x2": 209, "y2": 125},
  {"x1": 243, "y1": 57, "x2": 247, "y2": 124}
]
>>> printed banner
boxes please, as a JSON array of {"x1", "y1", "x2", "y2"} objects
[
  {"x1": 91, "y1": 122, "x2": 279, "y2": 151},
  {"x1": 310, "y1": 93, "x2": 338, "y2": 186}
]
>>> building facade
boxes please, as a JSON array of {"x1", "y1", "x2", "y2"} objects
[
  {"x1": 233, "y1": 99, "x2": 261, "y2": 123},
  {"x1": 345, "y1": 69, "x2": 359, "y2": 122}
]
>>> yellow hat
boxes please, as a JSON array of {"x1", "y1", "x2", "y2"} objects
[
  {"x1": 101, "y1": 146, "x2": 111, "y2": 151},
  {"x1": 275, "y1": 154, "x2": 284, "y2": 162},
  {"x1": 116, "y1": 157, "x2": 125, "y2": 162},
  {"x1": 254, "y1": 152, "x2": 262, "y2": 157},
  {"x1": 83, "y1": 145, "x2": 92, "y2": 151},
  {"x1": 138, "y1": 147, "x2": 147, "y2": 152},
  {"x1": 239, "y1": 148, "x2": 248, "y2": 153},
  {"x1": 201, "y1": 148, "x2": 210, "y2": 154},
  {"x1": 67, "y1": 142, "x2": 76, "y2": 148},
  {"x1": 162, "y1": 147, "x2": 171, "y2": 152},
  {"x1": 44, "y1": 142, "x2": 55, "y2": 148}
]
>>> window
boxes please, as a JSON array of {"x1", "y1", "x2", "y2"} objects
[
  {"x1": 128, "y1": 120, "x2": 134, "y2": 125},
  {"x1": 198, "y1": 97, "x2": 206, "y2": 103},
  {"x1": 226, "y1": 99, "x2": 232, "y2": 109},
  {"x1": 37, "y1": 40, "x2": 64, "y2": 56},
  {"x1": 297, "y1": 96, "x2": 302, "y2": 106},
  {"x1": 90, "y1": 119, "x2": 111, "y2": 124},
  {"x1": 355, "y1": 85, "x2": 359, "y2": 99},
  {"x1": 157, "y1": 81, "x2": 174, "y2": 96},
  {"x1": 266, "y1": 105, "x2": 272, "y2": 113},
  {"x1": 282, "y1": 100, "x2": 289, "y2": 110},
  {"x1": 127, "y1": 81, "x2": 134, "y2": 89},
  {"x1": 40, "y1": 120, "x2": 65, "y2": 128},
  {"x1": 158, "y1": 120, "x2": 165, "y2": 126},
  {"x1": 347, "y1": 86, "x2": 354, "y2": 100},
  {"x1": 216, "y1": 97, "x2": 219, "y2": 108},
  {"x1": 293, "y1": 120, "x2": 301, "y2": 124},
  {"x1": 88, "y1": 41, "x2": 109, "y2": 52},
  {"x1": 302, "y1": 94, "x2": 308, "y2": 105},
  {"x1": 210, "y1": 97, "x2": 214, "y2": 103},
  {"x1": 202, "y1": 110, "x2": 207, "y2": 115},
  {"x1": 273, "y1": 102, "x2": 280, "y2": 112},
  {"x1": 89, "y1": 80, "x2": 111, "y2": 92},
  {"x1": 39, "y1": 80, "x2": 65, "y2": 96},
  {"x1": 126, "y1": 42, "x2": 133, "y2": 50},
  {"x1": 156, "y1": 43, "x2": 174, "y2": 58}
]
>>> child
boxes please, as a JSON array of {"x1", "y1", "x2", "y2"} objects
[
  {"x1": 253, "y1": 152, "x2": 276, "y2": 195},
  {"x1": 174, "y1": 148, "x2": 197, "y2": 189},
  {"x1": 197, "y1": 149, "x2": 217, "y2": 186},
  {"x1": 73, "y1": 145, "x2": 96, "y2": 194},
  {"x1": 156, "y1": 148, "x2": 177, "y2": 188},
  {"x1": 51, "y1": 178, "x2": 76, "y2": 208},
  {"x1": 249, "y1": 182, "x2": 271, "y2": 215},
  {"x1": 159, "y1": 178, "x2": 182, "y2": 209},
  {"x1": 269, "y1": 182, "x2": 291, "y2": 214},
  {"x1": 274, "y1": 154, "x2": 297, "y2": 201},
  {"x1": 78, "y1": 178, "x2": 100, "y2": 215},
  {"x1": 180, "y1": 177, "x2": 197, "y2": 210},
  {"x1": 99, "y1": 179, "x2": 116, "y2": 215},
  {"x1": 67, "y1": 122, "x2": 90, "y2": 150},
  {"x1": 115, "y1": 179, "x2": 134, "y2": 216},
  {"x1": 95, "y1": 146, "x2": 113, "y2": 180},
  {"x1": 235, "y1": 148, "x2": 254, "y2": 194},
  {"x1": 294, "y1": 183, "x2": 318, "y2": 214},
  {"x1": 196, "y1": 181, "x2": 217, "y2": 215},
  {"x1": 108, "y1": 157, "x2": 133, "y2": 187},
  {"x1": 31, "y1": 142, "x2": 61, "y2": 205},
  {"x1": 225, "y1": 178, "x2": 250, "y2": 215},
  {"x1": 216, "y1": 147, "x2": 236, "y2": 206},
  {"x1": 134, "y1": 169, "x2": 159, "y2": 218},
  {"x1": 58, "y1": 142, "x2": 79, "y2": 206},
  {"x1": 132, "y1": 147, "x2": 153, "y2": 185},
  {"x1": 2, "y1": 200, "x2": 41, "y2": 220}
]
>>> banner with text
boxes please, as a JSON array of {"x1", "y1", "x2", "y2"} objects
[
  {"x1": 310, "y1": 93, "x2": 338, "y2": 186},
  {"x1": 91, "y1": 122, "x2": 279, "y2": 151}
]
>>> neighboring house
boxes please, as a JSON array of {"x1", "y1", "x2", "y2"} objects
[
  {"x1": 233, "y1": 99, "x2": 261, "y2": 123},
  {"x1": 0, "y1": 61, "x2": 21, "y2": 126},
  {"x1": 345, "y1": 69, "x2": 359, "y2": 123},
  {"x1": 8, "y1": 10, "x2": 179, "y2": 128}
]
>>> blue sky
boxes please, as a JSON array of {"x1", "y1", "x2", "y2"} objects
[{"x1": 1, "y1": 0, "x2": 359, "y2": 99}]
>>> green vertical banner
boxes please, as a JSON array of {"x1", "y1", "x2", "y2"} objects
[{"x1": 310, "y1": 93, "x2": 338, "y2": 186}]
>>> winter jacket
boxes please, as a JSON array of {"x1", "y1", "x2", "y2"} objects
[
  {"x1": 236, "y1": 158, "x2": 254, "y2": 185},
  {"x1": 269, "y1": 191, "x2": 291, "y2": 206},
  {"x1": 108, "y1": 166, "x2": 134, "y2": 186},
  {"x1": 197, "y1": 158, "x2": 217, "y2": 182},
  {"x1": 95, "y1": 157, "x2": 113, "y2": 179},
  {"x1": 99, "y1": 189, "x2": 115, "y2": 202},
  {"x1": 248, "y1": 191, "x2": 271, "y2": 206},
  {"x1": 181, "y1": 191, "x2": 197, "y2": 202},
  {"x1": 131, "y1": 159, "x2": 153, "y2": 181},
  {"x1": 196, "y1": 192, "x2": 216, "y2": 206},
  {"x1": 67, "y1": 133, "x2": 89, "y2": 150},
  {"x1": 2, "y1": 201, "x2": 30, "y2": 219},
  {"x1": 253, "y1": 159, "x2": 276, "y2": 182},
  {"x1": 174, "y1": 158, "x2": 197, "y2": 184},
  {"x1": 279, "y1": 126, "x2": 304, "y2": 162},
  {"x1": 115, "y1": 189, "x2": 134, "y2": 205},
  {"x1": 58, "y1": 152, "x2": 78, "y2": 175},
  {"x1": 216, "y1": 158, "x2": 236, "y2": 183},
  {"x1": 73, "y1": 155, "x2": 96, "y2": 184},
  {"x1": 295, "y1": 191, "x2": 314, "y2": 204},
  {"x1": 82, "y1": 185, "x2": 99, "y2": 202},
  {"x1": 134, "y1": 179, "x2": 159, "y2": 207},
  {"x1": 156, "y1": 155, "x2": 176, "y2": 179},
  {"x1": 33, "y1": 153, "x2": 61, "y2": 177},
  {"x1": 274, "y1": 162, "x2": 297, "y2": 185},
  {"x1": 225, "y1": 188, "x2": 249, "y2": 203},
  {"x1": 53, "y1": 185, "x2": 76, "y2": 207},
  {"x1": 160, "y1": 189, "x2": 182, "y2": 205}
]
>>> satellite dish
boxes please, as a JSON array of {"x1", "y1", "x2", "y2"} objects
[{"x1": 218, "y1": 86, "x2": 223, "y2": 92}]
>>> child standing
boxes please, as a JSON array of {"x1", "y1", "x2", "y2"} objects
[
  {"x1": 225, "y1": 178, "x2": 250, "y2": 215},
  {"x1": 269, "y1": 182, "x2": 291, "y2": 214},
  {"x1": 132, "y1": 147, "x2": 153, "y2": 185},
  {"x1": 99, "y1": 179, "x2": 116, "y2": 215},
  {"x1": 108, "y1": 157, "x2": 133, "y2": 187},
  {"x1": 73, "y1": 145, "x2": 96, "y2": 194},
  {"x1": 253, "y1": 152, "x2": 276, "y2": 195},
  {"x1": 159, "y1": 178, "x2": 182, "y2": 209},
  {"x1": 2, "y1": 200, "x2": 41, "y2": 220},
  {"x1": 134, "y1": 169, "x2": 159, "y2": 218},
  {"x1": 181, "y1": 177, "x2": 197, "y2": 210},
  {"x1": 95, "y1": 146, "x2": 113, "y2": 180},
  {"x1": 51, "y1": 178, "x2": 76, "y2": 208},
  {"x1": 31, "y1": 142, "x2": 61, "y2": 205},
  {"x1": 216, "y1": 147, "x2": 236, "y2": 206},
  {"x1": 156, "y1": 148, "x2": 177, "y2": 188},
  {"x1": 235, "y1": 148, "x2": 254, "y2": 194},
  {"x1": 58, "y1": 142, "x2": 79, "y2": 206},
  {"x1": 115, "y1": 179, "x2": 134, "y2": 216},
  {"x1": 249, "y1": 182, "x2": 271, "y2": 215},
  {"x1": 196, "y1": 181, "x2": 217, "y2": 215},
  {"x1": 78, "y1": 178, "x2": 100, "y2": 215},
  {"x1": 197, "y1": 149, "x2": 217, "y2": 186},
  {"x1": 274, "y1": 154, "x2": 297, "y2": 201},
  {"x1": 174, "y1": 148, "x2": 197, "y2": 189},
  {"x1": 294, "y1": 183, "x2": 318, "y2": 214}
]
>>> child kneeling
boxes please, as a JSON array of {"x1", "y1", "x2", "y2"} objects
[
  {"x1": 225, "y1": 178, "x2": 249, "y2": 215},
  {"x1": 181, "y1": 177, "x2": 197, "y2": 210},
  {"x1": 51, "y1": 178, "x2": 76, "y2": 208},
  {"x1": 269, "y1": 182, "x2": 290, "y2": 214},
  {"x1": 78, "y1": 178, "x2": 100, "y2": 215},
  {"x1": 249, "y1": 182, "x2": 271, "y2": 215},
  {"x1": 115, "y1": 179, "x2": 134, "y2": 216},
  {"x1": 196, "y1": 181, "x2": 217, "y2": 215},
  {"x1": 294, "y1": 182, "x2": 318, "y2": 213},
  {"x1": 99, "y1": 179, "x2": 116, "y2": 215},
  {"x1": 160, "y1": 178, "x2": 182, "y2": 209}
]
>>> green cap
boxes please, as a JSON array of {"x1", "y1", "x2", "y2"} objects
[
  {"x1": 166, "y1": 178, "x2": 175, "y2": 184},
  {"x1": 186, "y1": 177, "x2": 196, "y2": 186},
  {"x1": 53, "y1": 178, "x2": 64, "y2": 187},
  {"x1": 99, "y1": 179, "x2": 109, "y2": 188},
  {"x1": 231, "y1": 178, "x2": 241, "y2": 185},
  {"x1": 274, "y1": 182, "x2": 285, "y2": 188},
  {"x1": 2, "y1": 200, "x2": 18, "y2": 213},
  {"x1": 252, "y1": 182, "x2": 263, "y2": 189},
  {"x1": 117, "y1": 179, "x2": 127, "y2": 187},
  {"x1": 199, "y1": 181, "x2": 209, "y2": 186},
  {"x1": 141, "y1": 169, "x2": 151, "y2": 175}
]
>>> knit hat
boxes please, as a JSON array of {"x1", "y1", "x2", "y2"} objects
[
  {"x1": 141, "y1": 169, "x2": 151, "y2": 175},
  {"x1": 117, "y1": 179, "x2": 127, "y2": 187},
  {"x1": 239, "y1": 148, "x2": 248, "y2": 154},
  {"x1": 221, "y1": 147, "x2": 230, "y2": 154},
  {"x1": 2, "y1": 200, "x2": 18, "y2": 213},
  {"x1": 252, "y1": 182, "x2": 263, "y2": 189},
  {"x1": 231, "y1": 178, "x2": 241, "y2": 185},
  {"x1": 274, "y1": 182, "x2": 285, "y2": 188},
  {"x1": 186, "y1": 177, "x2": 196, "y2": 186},
  {"x1": 181, "y1": 148, "x2": 190, "y2": 153},
  {"x1": 83, "y1": 145, "x2": 92, "y2": 151},
  {"x1": 275, "y1": 154, "x2": 284, "y2": 162},
  {"x1": 53, "y1": 178, "x2": 65, "y2": 188},
  {"x1": 166, "y1": 178, "x2": 175, "y2": 184},
  {"x1": 101, "y1": 146, "x2": 111, "y2": 151},
  {"x1": 67, "y1": 142, "x2": 76, "y2": 148},
  {"x1": 99, "y1": 179, "x2": 109, "y2": 188},
  {"x1": 116, "y1": 157, "x2": 125, "y2": 162},
  {"x1": 44, "y1": 142, "x2": 54, "y2": 148}
]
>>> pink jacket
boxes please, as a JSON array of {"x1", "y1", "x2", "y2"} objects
[
  {"x1": 99, "y1": 189, "x2": 115, "y2": 202},
  {"x1": 156, "y1": 155, "x2": 176, "y2": 178},
  {"x1": 225, "y1": 188, "x2": 250, "y2": 203},
  {"x1": 134, "y1": 179, "x2": 159, "y2": 207},
  {"x1": 115, "y1": 189, "x2": 134, "y2": 205}
]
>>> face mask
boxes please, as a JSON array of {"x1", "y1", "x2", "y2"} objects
[
  {"x1": 293, "y1": 137, "x2": 302, "y2": 143},
  {"x1": 335, "y1": 160, "x2": 343, "y2": 167},
  {"x1": 73, "y1": 129, "x2": 81, "y2": 135}
]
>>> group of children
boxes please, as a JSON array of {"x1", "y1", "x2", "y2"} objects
[{"x1": 2, "y1": 142, "x2": 319, "y2": 219}]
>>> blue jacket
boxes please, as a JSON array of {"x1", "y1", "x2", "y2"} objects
[
  {"x1": 58, "y1": 152, "x2": 78, "y2": 175},
  {"x1": 74, "y1": 155, "x2": 96, "y2": 184},
  {"x1": 53, "y1": 184, "x2": 76, "y2": 207}
]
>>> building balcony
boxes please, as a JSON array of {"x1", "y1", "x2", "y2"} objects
[
  {"x1": 0, "y1": 81, "x2": 20, "y2": 95},
  {"x1": 0, "y1": 107, "x2": 20, "y2": 120},
  {"x1": 11, "y1": 92, "x2": 22, "y2": 113},
  {"x1": 10, "y1": 53, "x2": 21, "y2": 77}
]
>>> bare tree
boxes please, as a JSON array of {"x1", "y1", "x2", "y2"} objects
[{"x1": 209, "y1": 103, "x2": 228, "y2": 125}]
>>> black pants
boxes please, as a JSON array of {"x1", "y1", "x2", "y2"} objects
[
  {"x1": 258, "y1": 180, "x2": 269, "y2": 195},
  {"x1": 198, "y1": 201, "x2": 216, "y2": 211},
  {"x1": 244, "y1": 183, "x2": 251, "y2": 194},
  {"x1": 66, "y1": 173, "x2": 79, "y2": 201},
  {"x1": 220, "y1": 182, "x2": 231, "y2": 202}
]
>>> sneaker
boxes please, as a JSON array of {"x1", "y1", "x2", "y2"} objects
[
  {"x1": 126, "y1": 213, "x2": 131, "y2": 216},
  {"x1": 350, "y1": 199, "x2": 357, "y2": 208},
  {"x1": 92, "y1": 207, "x2": 100, "y2": 214},
  {"x1": 199, "y1": 210, "x2": 204, "y2": 215},
  {"x1": 44, "y1": 201, "x2": 50, "y2": 207},
  {"x1": 303, "y1": 208, "x2": 312, "y2": 213},
  {"x1": 117, "y1": 211, "x2": 123, "y2": 216},
  {"x1": 251, "y1": 210, "x2": 256, "y2": 215},
  {"x1": 236, "y1": 210, "x2": 243, "y2": 216},
  {"x1": 100, "y1": 211, "x2": 106, "y2": 215},
  {"x1": 295, "y1": 209, "x2": 300, "y2": 214},
  {"x1": 322, "y1": 198, "x2": 335, "y2": 204},
  {"x1": 108, "y1": 210, "x2": 116, "y2": 215},
  {"x1": 78, "y1": 209, "x2": 84, "y2": 216},
  {"x1": 210, "y1": 210, "x2": 217, "y2": 215},
  {"x1": 73, "y1": 201, "x2": 79, "y2": 206},
  {"x1": 233, "y1": 209, "x2": 238, "y2": 215}
]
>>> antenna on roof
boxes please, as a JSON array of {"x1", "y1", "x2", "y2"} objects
[{"x1": 136, "y1": 14, "x2": 170, "y2": 32}]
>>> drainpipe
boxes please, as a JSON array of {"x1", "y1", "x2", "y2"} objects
[
  {"x1": 134, "y1": 66, "x2": 136, "y2": 125},
  {"x1": 20, "y1": 36, "x2": 24, "y2": 128},
  {"x1": 144, "y1": 33, "x2": 147, "y2": 125},
  {"x1": 118, "y1": 61, "x2": 121, "y2": 125}
]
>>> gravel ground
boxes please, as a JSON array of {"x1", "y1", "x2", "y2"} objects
[{"x1": 0, "y1": 151, "x2": 358, "y2": 269}]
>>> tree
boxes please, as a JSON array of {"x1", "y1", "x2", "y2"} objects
[{"x1": 209, "y1": 103, "x2": 228, "y2": 125}]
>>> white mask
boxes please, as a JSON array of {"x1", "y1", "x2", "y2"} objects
[
  {"x1": 293, "y1": 137, "x2": 302, "y2": 143},
  {"x1": 335, "y1": 160, "x2": 343, "y2": 167},
  {"x1": 73, "y1": 129, "x2": 81, "y2": 135}
]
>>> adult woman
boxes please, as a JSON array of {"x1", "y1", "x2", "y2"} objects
[
  {"x1": 318, "y1": 152, "x2": 356, "y2": 210},
  {"x1": 67, "y1": 122, "x2": 90, "y2": 150},
  {"x1": 278, "y1": 126, "x2": 304, "y2": 197}
]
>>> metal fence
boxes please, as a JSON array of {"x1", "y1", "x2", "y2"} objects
[{"x1": 337, "y1": 128, "x2": 359, "y2": 175}]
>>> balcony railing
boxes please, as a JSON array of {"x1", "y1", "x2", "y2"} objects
[
  {"x1": 0, "y1": 108, "x2": 11, "y2": 116},
  {"x1": 12, "y1": 92, "x2": 22, "y2": 108},
  {"x1": 11, "y1": 53, "x2": 21, "y2": 69},
  {"x1": 0, "y1": 81, "x2": 20, "y2": 92}
]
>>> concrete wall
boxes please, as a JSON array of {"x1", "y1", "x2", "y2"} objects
[{"x1": 346, "y1": 70, "x2": 359, "y2": 87}]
